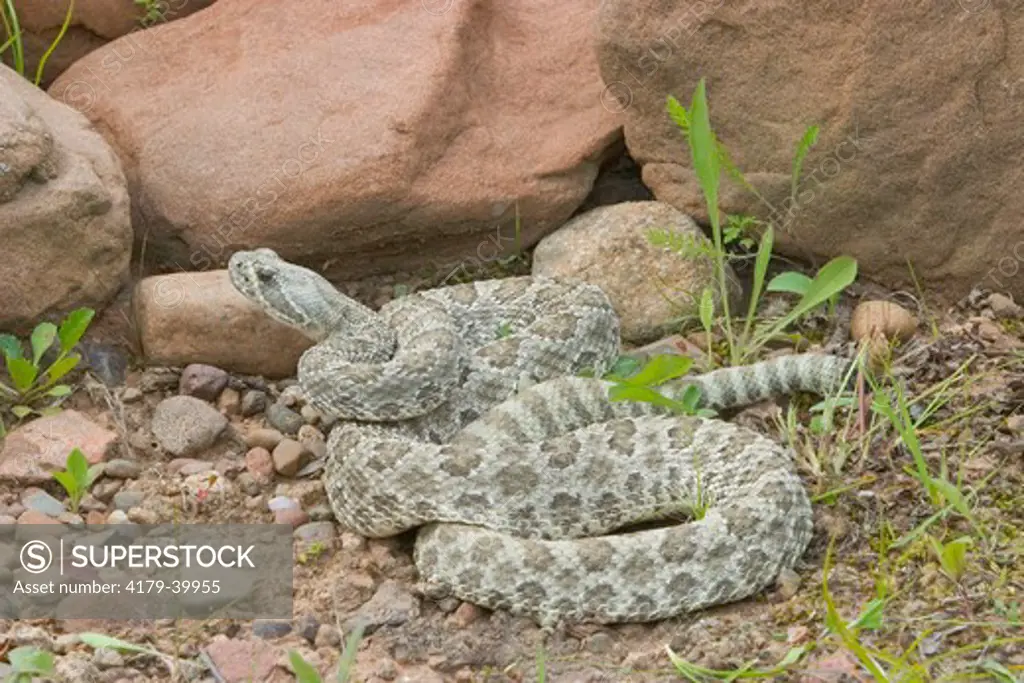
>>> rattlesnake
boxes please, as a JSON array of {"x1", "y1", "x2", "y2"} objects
[{"x1": 228, "y1": 248, "x2": 854, "y2": 626}]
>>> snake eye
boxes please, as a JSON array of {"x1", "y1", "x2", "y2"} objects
[{"x1": 256, "y1": 269, "x2": 274, "y2": 284}]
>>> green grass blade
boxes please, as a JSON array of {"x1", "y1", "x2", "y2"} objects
[
  {"x1": 740, "y1": 225, "x2": 774, "y2": 358},
  {"x1": 33, "y1": 0, "x2": 75, "y2": 86},
  {"x1": 2, "y1": 0, "x2": 23, "y2": 75},
  {"x1": 791, "y1": 124, "x2": 820, "y2": 200},
  {"x1": 288, "y1": 651, "x2": 322, "y2": 683}
]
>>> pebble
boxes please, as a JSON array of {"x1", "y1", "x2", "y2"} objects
[
  {"x1": 241, "y1": 389, "x2": 268, "y2": 416},
  {"x1": 54, "y1": 653, "x2": 101, "y2": 682},
  {"x1": 252, "y1": 619, "x2": 292, "y2": 640},
  {"x1": 236, "y1": 473, "x2": 263, "y2": 496},
  {"x1": 245, "y1": 428, "x2": 284, "y2": 450},
  {"x1": 280, "y1": 384, "x2": 306, "y2": 407},
  {"x1": 178, "y1": 363, "x2": 230, "y2": 401},
  {"x1": 54, "y1": 633, "x2": 80, "y2": 653},
  {"x1": 151, "y1": 395, "x2": 228, "y2": 456},
  {"x1": 107, "y1": 510, "x2": 131, "y2": 524},
  {"x1": 90, "y1": 480, "x2": 123, "y2": 503},
  {"x1": 245, "y1": 447, "x2": 275, "y2": 479},
  {"x1": 80, "y1": 341, "x2": 129, "y2": 386},
  {"x1": 127, "y1": 507, "x2": 160, "y2": 525},
  {"x1": 294, "y1": 521, "x2": 336, "y2": 544},
  {"x1": 452, "y1": 602, "x2": 485, "y2": 628},
  {"x1": 294, "y1": 614, "x2": 319, "y2": 643},
  {"x1": 17, "y1": 509, "x2": 62, "y2": 525},
  {"x1": 139, "y1": 367, "x2": 179, "y2": 392},
  {"x1": 93, "y1": 647, "x2": 125, "y2": 668},
  {"x1": 217, "y1": 387, "x2": 242, "y2": 415},
  {"x1": 13, "y1": 624, "x2": 53, "y2": 649},
  {"x1": 274, "y1": 507, "x2": 310, "y2": 528},
  {"x1": 22, "y1": 489, "x2": 66, "y2": 517},
  {"x1": 344, "y1": 580, "x2": 420, "y2": 633},
  {"x1": 314, "y1": 624, "x2": 341, "y2": 648},
  {"x1": 988, "y1": 292, "x2": 1023, "y2": 319},
  {"x1": 103, "y1": 459, "x2": 142, "y2": 479},
  {"x1": 297, "y1": 425, "x2": 327, "y2": 459},
  {"x1": 300, "y1": 404, "x2": 321, "y2": 424},
  {"x1": 775, "y1": 567, "x2": 802, "y2": 600},
  {"x1": 1007, "y1": 415, "x2": 1024, "y2": 434},
  {"x1": 112, "y1": 491, "x2": 146, "y2": 511},
  {"x1": 120, "y1": 387, "x2": 143, "y2": 403},
  {"x1": 266, "y1": 403, "x2": 304, "y2": 435},
  {"x1": 272, "y1": 439, "x2": 307, "y2": 477}
]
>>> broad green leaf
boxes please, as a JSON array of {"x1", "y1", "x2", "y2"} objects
[
  {"x1": 52, "y1": 471, "x2": 79, "y2": 497},
  {"x1": 625, "y1": 355, "x2": 694, "y2": 387},
  {"x1": 57, "y1": 307, "x2": 95, "y2": 353},
  {"x1": 46, "y1": 384, "x2": 72, "y2": 397},
  {"x1": 78, "y1": 633, "x2": 158, "y2": 655},
  {"x1": 791, "y1": 124, "x2": 820, "y2": 197},
  {"x1": 606, "y1": 355, "x2": 641, "y2": 379},
  {"x1": 30, "y1": 322, "x2": 57, "y2": 366},
  {"x1": 66, "y1": 447, "x2": 89, "y2": 484},
  {"x1": 698, "y1": 287, "x2": 714, "y2": 333},
  {"x1": 289, "y1": 650, "x2": 323, "y2": 683},
  {"x1": 790, "y1": 256, "x2": 858, "y2": 320},
  {"x1": 766, "y1": 271, "x2": 813, "y2": 296},
  {"x1": 850, "y1": 597, "x2": 887, "y2": 630},
  {"x1": 11, "y1": 405, "x2": 32, "y2": 418},
  {"x1": 0, "y1": 333, "x2": 22, "y2": 360},
  {"x1": 7, "y1": 646, "x2": 55, "y2": 674},
  {"x1": 45, "y1": 354, "x2": 80, "y2": 383},
  {"x1": 6, "y1": 356, "x2": 37, "y2": 392},
  {"x1": 36, "y1": 406, "x2": 63, "y2": 417},
  {"x1": 86, "y1": 463, "x2": 104, "y2": 487},
  {"x1": 680, "y1": 384, "x2": 704, "y2": 413},
  {"x1": 931, "y1": 479, "x2": 971, "y2": 517}
]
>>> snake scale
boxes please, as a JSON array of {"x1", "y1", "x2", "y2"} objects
[{"x1": 228, "y1": 248, "x2": 854, "y2": 627}]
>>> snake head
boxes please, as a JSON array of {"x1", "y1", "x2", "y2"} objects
[{"x1": 228, "y1": 248, "x2": 359, "y2": 341}]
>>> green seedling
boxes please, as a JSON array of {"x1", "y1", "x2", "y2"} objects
[
  {"x1": 927, "y1": 534, "x2": 972, "y2": 583},
  {"x1": 605, "y1": 354, "x2": 716, "y2": 418},
  {"x1": 0, "y1": 307, "x2": 94, "y2": 433},
  {"x1": 4, "y1": 646, "x2": 55, "y2": 682},
  {"x1": 52, "y1": 447, "x2": 102, "y2": 514}
]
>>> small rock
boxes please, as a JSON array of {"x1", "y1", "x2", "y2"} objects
[
  {"x1": 0, "y1": 410, "x2": 115, "y2": 485},
  {"x1": 345, "y1": 580, "x2": 420, "y2": 634},
  {"x1": 127, "y1": 507, "x2": 160, "y2": 524},
  {"x1": 17, "y1": 509, "x2": 62, "y2": 525},
  {"x1": 340, "y1": 532, "x2": 367, "y2": 552},
  {"x1": 988, "y1": 292, "x2": 1023, "y2": 319},
  {"x1": 217, "y1": 387, "x2": 242, "y2": 415},
  {"x1": 294, "y1": 614, "x2": 319, "y2": 643},
  {"x1": 179, "y1": 363, "x2": 230, "y2": 401},
  {"x1": 300, "y1": 404, "x2": 321, "y2": 425},
  {"x1": 272, "y1": 439, "x2": 307, "y2": 477},
  {"x1": 103, "y1": 459, "x2": 142, "y2": 479},
  {"x1": 245, "y1": 428, "x2": 284, "y2": 450},
  {"x1": 452, "y1": 602, "x2": 485, "y2": 628},
  {"x1": 586, "y1": 632, "x2": 616, "y2": 655},
  {"x1": 252, "y1": 618, "x2": 292, "y2": 639},
  {"x1": 93, "y1": 647, "x2": 125, "y2": 668},
  {"x1": 297, "y1": 425, "x2": 327, "y2": 459},
  {"x1": 240, "y1": 390, "x2": 268, "y2": 417},
  {"x1": 138, "y1": 367, "x2": 180, "y2": 392},
  {"x1": 21, "y1": 489, "x2": 66, "y2": 517},
  {"x1": 151, "y1": 395, "x2": 228, "y2": 456},
  {"x1": 279, "y1": 384, "x2": 306, "y2": 407},
  {"x1": 236, "y1": 472, "x2": 263, "y2": 496},
  {"x1": 112, "y1": 490, "x2": 146, "y2": 511},
  {"x1": 245, "y1": 447, "x2": 275, "y2": 479},
  {"x1": 85, "y1": 510, "x2": 107, "y2": 525},
  {"x1": 1007, "y1": 415, "x2": 1024, "y2": 433},
  {"x1": 295, "y1": 521, "x2": 336, "y2": 545},
  {"x1": 775, "y1": 567, "x2": 802, "y2": 600},
  {"x1": 54, "y1": 653, "x2": 101, "y2": 682},
  {"x1": 107, "y1": 510, "x2": 131, "y2": 524},
  {"x1": 120, "y1": 387, "x2": 144, "y2": 403},
  {"x1": 203, "y1": 638, "x2": 281, "y2": 683},
  {"x1": 274, "y1": 507, "x2": 309, "y2": 528},
  {"x1": 54, "y1": 633, "x2": 81, "y2": 653},
  {"x1": 90, "y1": 479, "x2": 123, "y2": 503},
  {"x1": 267, "y1": 403, "x2": 304, "y2": 435},
  {"x1": 974, "y1": 317, "x2": 1004, "y2": 342},
  {"x1": 314, "y1": 624, "x2": 341, "y2": 648},
  {"x1": 850, "y1": 300, "x2": 918, "y2": 343},
  {"x1": 13, "y1": 625, "x2": 53, "y2": 649},
  {"x1": 80, "y1": 341, "x2": 130, "y2": 387}
]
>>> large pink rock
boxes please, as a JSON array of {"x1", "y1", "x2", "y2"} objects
[
  {"x1": 48, "y1": 0, "x2": 620, "y2": 282},
  {"x1": 0, "y1": 64, "x2": 132, "y2": 332},
  {"x1": 596, "y1": 2, "x2": 1024, "y2": 303}
]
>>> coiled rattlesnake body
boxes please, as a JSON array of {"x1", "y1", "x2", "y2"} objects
[{"x1": 228, "y1": 248, "x2": 853, "y2": 626}]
